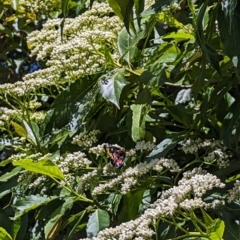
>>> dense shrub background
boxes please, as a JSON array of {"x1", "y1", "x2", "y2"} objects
[{"x1": 0, "y1": 0, "x2": 240, "y2": 239}]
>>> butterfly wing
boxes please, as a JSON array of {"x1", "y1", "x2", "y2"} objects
[{"x1": 104, "y1": 145, "x2": 126, "y2": 168}]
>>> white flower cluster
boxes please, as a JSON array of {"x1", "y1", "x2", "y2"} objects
[
  {"x1": 0, "y1": 78, "x2": 52, "y2": 97},
  {"x1": 182, "y1": 138, "x2": 201, "y2": 154},
  {"x1": 77, "y1": 169, "x2": 99, "y2": 192},
  {"x1": 89, "y1": 144, "x2": 105, "y2": 156},
  {"x1": 83, "y1": 168, "x2": 225, "y2": 240},
  {"x1": 28, "y1": 100, "x2": 42, "y2": 110},
  {"x1": 26, "y1": 2, "x2": 121, "y2": 80},
  {"x1": 0, "y1": 107, "x2": 18, "y2": 126},
  {"x1": 22, "y1": 0, "x2": 61, "y2": 14},
  {"x1": 92, "y1": 157, "x2": 180, "y2": 195},
  {"x1": 182, "y1": 138, "x2": 230, "y2": 168},
  {"x1": 55, "y1": 151, "x2": 92, "y2": 174},
  {"x1": 227, "y1": 180, "x2": 240, "y2": 203},
  {"x1": 28, "y1": 175, "x2": 48, "y2": 189},
  {"x1": 72, "y1": 130, "x2": 100, "y2": 148},
  {"x1": 9, "y1": 152, "x2": 45, "y2": 161},
  {"x1": 135, "y1": 141, "x2": 157, "y2": 152},
  {"x1": 0, "y1": 2, "x2": 122, "y2": 99},
  {"x1": 30, "y1": 111, "x2": 46, "y2": 123},
  {"x1": 102, "y1": 163, "x2": 118, "y2": 175}
]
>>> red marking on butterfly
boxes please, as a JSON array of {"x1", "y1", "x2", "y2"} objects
[{"x1": 104, "y1": 144, "x2": 126, "y2": 168}]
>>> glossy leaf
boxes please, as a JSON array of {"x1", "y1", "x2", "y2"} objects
[
  {"x1": 99, "y1": 69, "x2": 126, "y2": 109},
  {"x1": 23, "y1": 121, "x2": 37, "y2": 145},
  {"x1": 12, "y1": 195, "x2": 58, "y2": 220},
  {"x1": 86, "y1": 209, "x2": 110, "y2": 238},
  {"x1": 145, "y1": 138, "x2": 177, "y2": 161},
  {"x1": 175, "y1": 89, "x2": 192, "y2": 105}
]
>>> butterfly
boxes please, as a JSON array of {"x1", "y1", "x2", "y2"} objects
[{"x1": 104, "y1": 144, "x2": 126, "y2": 169}]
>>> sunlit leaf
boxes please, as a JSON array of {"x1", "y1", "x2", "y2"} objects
[
  {"x1": 12, "y1": 159, "x2": 65, "y2": 180},
  {"x1": 99, "y1": 69, "x2": 126, "y2": 109},
  {"x1": 130, "y1": 104, "x2": 151, "y2": 142},
  {"x1": 0, "y1": 227, "x2": 12, "y2": 240},
  {"x1": 11, "y1": 122, "x2": 27, "y2": 138}
]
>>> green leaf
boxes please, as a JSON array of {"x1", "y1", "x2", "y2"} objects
[
  {"x1": 11, "y1": 217, "x2": 21, "y2": 240},
  {"x1": 0, "y1": 166, "x2": 21, "y2": 182},
  {"x1": 61, "y1": 0, "x2": 70, "y2": 17},
  {"x1": 221, "y1": 0, "x2": 237, "y2": 32},
  {"x1": 130, "y1": 104, "x2": 151, "y2": 142},
  {"x1": 218, "y1": 1, "x2": 240, "y2": 70},
  {"x1": 12, "y1": 195, "x2": 58, "y2": 220},
  {"x1": 43, "y1": 128, "x2": 72, "y2": 148},
  {"x1": 12, "y1": 159, "x2": 65, "y2": 180},
  {"x1": 99, "y1": 69, "x2": 126, "y2": 109},
  {"x1": 175, "y1": 89, "x2": 192, "y2": 105},
  {"x1": 201, "y1": 208, "x2": 213, "y2": 225},
  {"x1": 23, "y1": 120, "x2": 37, "y2": 145},
  {"x1": 10, "y1": 0, "x2": 19, "y2": 11},
  {"x1": 194, "y1": 1, "x2": 221, "y2": 76},
  {"x1": 220, "y1": 98, "x2": 240, "y2": 146},
  {"x1": 157, "y1": 11, "x2": 184, "y2": 29},
  {"x1": 44, "y1": 197, "x2": 74, "y2": 239},
  {"x1": 118, "y1": 190, "x2": 144, "y2": 222},
  {"x1": 15, "y1": 214, "x2": 28, "y2": 240},
  {"x1": 61, "y1": 210, "x2": 86, "y2": 231},
  {"x1": 134, "y1": 0, "x2": 144, "y2": 26},
  {"x1": 117, "y1": 26, "x2": 145, "y2": 64},
  {"x1": 107, "y1": 194, "x2": 122, "y2": 216},
  {"x1": 197, "y1": 79, "x2": 236, "y2": 127},
  {"x1": 145, "y1": 138, "x2": 177, "y2": 161},
  {"x1": 44, "y1": 79, "x2": 99, "y2": 135},
  {"x1": 166, "y1": 105, "x2": 192, "y2": 127},
  {"x1": 141, "y1": 0, "x2": 178, "y2": 17},
  {"x1": 136, "y1": 87, "x2": 152, "y2": 104},
  {"x1": 216, "y1": 209, "x2": 240, "y2": 239},
  {"x1": 107, "y1": 0, "x2": 135, "y2": 33},
  {"x1": 0, "y1": 210, "x2": 12, "y2": 236},
  {"x1": 163, "y1": 31, "x2": 195, "y2": 42},
  {"x1": 0, "y1": 227, "x2": 12, "y2": 240},
  {"x1": 0, "y1": 173, "x2": 18, "y2": 199},
  {"x1": 216, "y1": 92, "x2": 235, "y2": 122},
  {"x1": 140, "y1": 67, "x2": 167, "y2": 87},
  {"x1": 208, "y1": 219, "x2": 225, "y2": 240},
  {"x1": 201, "y1": 208, "x2": 225, "y2": 240},
  {"x1": 11, "y1": 121, "x2": 27, "y2": 138},
  {"x1": 86, "y1": 209, "x2": 110, "y2": 238}
]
